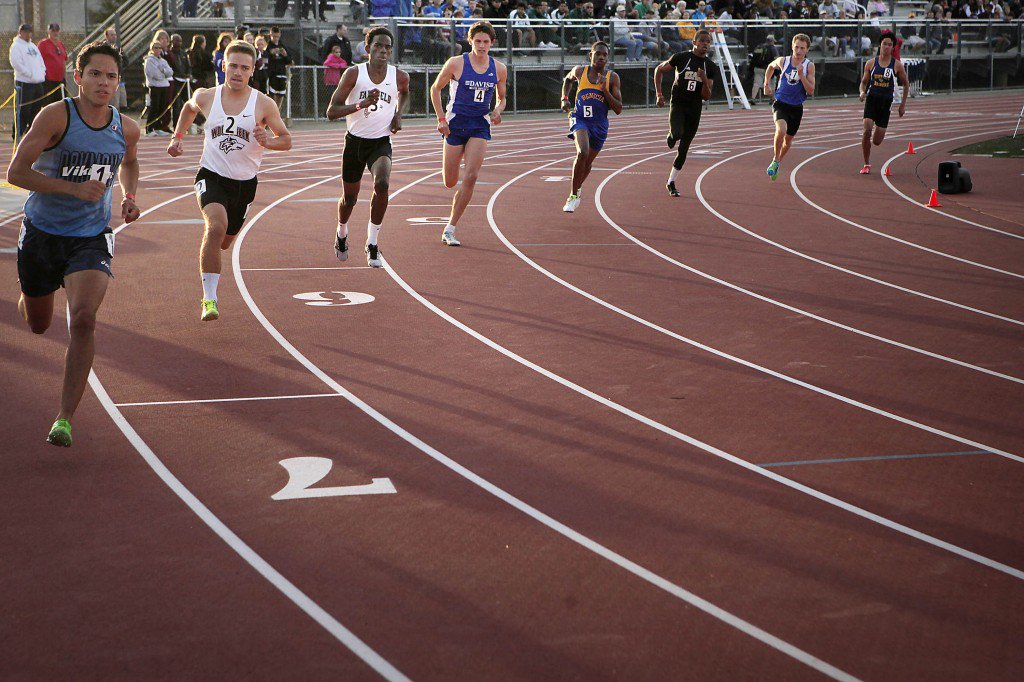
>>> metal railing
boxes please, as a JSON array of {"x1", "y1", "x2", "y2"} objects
[{"x1": 72, "y1": 0, "x2": 164, "y2": 66}]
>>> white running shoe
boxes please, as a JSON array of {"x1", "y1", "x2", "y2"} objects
[
  {"x1": 562, "y1": 194, "x2": 581, "y2": 213},
  {"x1": 334, "y1": 233, "x2": 349, "y2": 261},
  {"x1": 365, "y1": 243, "x2": 382, "y2": 267},
  {"x1": 441, "y1": 230, "x2": 461, "y2": 246}
]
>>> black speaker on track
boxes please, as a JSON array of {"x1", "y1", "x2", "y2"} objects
[
  {"x1": 938, "y1": 161, "x2": 961, "y2": 194},
  {"x1": 958, "y1": 168, "x2": 972, "y2": 193}
]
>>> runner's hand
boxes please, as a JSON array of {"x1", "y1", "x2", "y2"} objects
[
  {"x1": 763, "y1": 84, "x2": 773, "y2": 98},
  {"x1": 73, "y1": 180, "x2": 106, "y2": 203},
  {"x1": 253, "y1": 126, "x2": 269, "y2": 147},
  {"x1": 561, "y1": 99, "x2": 573, "y2": 113},
  {"x1": 697, "y1": 67, "x2": 708, "y2": 83},
  {"x1": 656, "y1": 94, "x2": 666, "y2": 108},
  {"x1": 490, "y1": 110, "x2": 502, "y2": 125},
  {"x1": 167, "y1": 137, "x2": 184, "y2": 157},
  {"x1": 437, "y1": 119, "x2": 450, "y2": 137},
  {"x1": 362, "y1": 89, "x2": 380, "y2": 109},
  {"x1": 898, "y1": 102, "x2": 906, "y2": 118},
  {"x1": 121, "y1": 197, "x2": 140, "y2": 223},
  {"x1": 859, "y1": 91, "x2": 866, "y2": 102},
  {"x1": 391, "y1": 114, "x2": 403, "y2": 134}
]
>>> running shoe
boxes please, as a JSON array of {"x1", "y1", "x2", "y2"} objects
[
  {"x1": 441, "y1": 230, "x2": 461, "y2": 246},
  {"x1": 859, "y1": 165, "x2": 871, "y2": 175},
  {"x1": 201, "y1": 299, "x2": 219, "y2": 322},
  {"x1": 562, "y1": 194, "x2": 581, "y2": 213},
  {"x1": 766, "y1": 160, "x2": 780, "y2": 181},
  {"x1": 666, "y1": 133, "x2": 677, "y2": 149},
  {"x1": 666, "y1": 181, "x2": 680, "y2": 197},
  {"x1": 365, "y1": 243, "x2": 382, "y2": 268},
  {"x1": 46, "y1": 418, "x2": 72, "y2": 447},
  {"x1": 335, "y1": 233, "x2": 349, "y2": 261}
]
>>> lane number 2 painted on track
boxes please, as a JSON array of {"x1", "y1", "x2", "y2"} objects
[
  {"x1": 293, "y1": 291, "x2": 375, "y2": 306},
  {"x1": 272, "y1": 457, "x2": 397, "y2": 501}
]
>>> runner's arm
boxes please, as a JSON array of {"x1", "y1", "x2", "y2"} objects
[
  {"x1": 119, "y1": 116, "x2": 141, "y2": 222},
  {"x1": 392, "y1": 69, "x2": 411, "y2": 134},
  {"x1": 606, "y1": 71, "x2": 623, "y2": 115},
  {"x1": 561, "y1": 65, "x2": 582, "y2": 112},
  {"x1": 654, "y1": 59, "x2": 673, "y2": 103},
  {"x1": 168, "y1": 88, "x2": 212, "y2": 156},
  {"x1": 895, "y1": 60, "x2": 910, "y2": 116},
  {"x1": 6, "y1": 102, "x2": 104, "y2": 202},
  {"x1": 429, "y1": 57, "x2": 459, "y2": 122},
  {"x1": 327, "y1": 66, "x2": 378, "y2": 120},
  {"x1": 799, "y1": 61, "x2": 815, "y2": 95},
  {"x1": 491, "y1": 61, "x2": 508, "y2": 124},
  {"x1": 858, "y1": 59, "x2": 873, "y2": 101},
  {"x1": 256, "y1": 94, "x2": 292, "y2": 151}
]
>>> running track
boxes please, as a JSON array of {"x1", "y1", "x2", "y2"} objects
[{"x1": 1, "y1": 92, "x2": 1022, "y2": 680}]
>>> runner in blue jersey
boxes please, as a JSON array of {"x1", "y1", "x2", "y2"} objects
[
  {"x1": 858, "y1": 31, "x2": 909, "y2": 174},
  {"x1": 560, "y1": 41, "x2": 622, "y2": 213},
  {"x1": 762, "y1": 33, "x2": 815, "y2": 181},
  {"x1": 7, "y1": 42, "x2": 141, "y2": 447},
  {"x1": 429, "y1": 21, "x2": 507, "y2": 246}
]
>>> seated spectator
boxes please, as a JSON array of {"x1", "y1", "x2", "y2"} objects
[
  {"x1": 510, "y1": 3, "x2": 537, "y2": 49},
  {"x1": 610, "y1": 3, "x2": 644, "y2": 60}
]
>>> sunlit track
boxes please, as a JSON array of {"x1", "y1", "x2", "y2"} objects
[
  {"x1": 791, "y1": 129, "x2": 1024, "y2": 277},
  {"x1": 8, "y1": 92, "x2": 1021, "y2": 680},
  {"x1": 592, "y1": 122, "x2": 1024, "y2": 384}
]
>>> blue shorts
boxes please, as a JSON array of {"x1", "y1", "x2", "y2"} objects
[
  {"x1": 445, "y1": 115, "x2": 491, "y2": 147},
  {"x1": 567, "y1": 117, "x2": 608, "y2": 152},
  {"x1": 17, "y1": 218, "x2": 114, "y2": 298}
]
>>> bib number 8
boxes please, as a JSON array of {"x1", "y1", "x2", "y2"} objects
[
  {"x1": 473, "y1": 89, "x2": 485, "y2": 103},
  {"x1": 583, "y1": 105, "x2": 593, "y2": 118}
]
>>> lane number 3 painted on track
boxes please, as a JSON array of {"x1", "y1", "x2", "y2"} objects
[{"x1": 272, "y1": 457, "x2": 397, "y2": 501}]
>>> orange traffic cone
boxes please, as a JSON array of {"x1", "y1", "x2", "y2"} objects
[
  {"x1": 925, "y1": 189, "x2": 942, "y2": 207},
  {"x1": 883, "y1": 165, "x2": 893, "y2": 177},
  {"x1": 906, "y1": 141, "x2": 916, "y2": 155}
]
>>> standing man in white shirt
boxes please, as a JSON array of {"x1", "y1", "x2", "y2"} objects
[{"x1": 9, "y1": 23, "x2": 47, "y2": 143}]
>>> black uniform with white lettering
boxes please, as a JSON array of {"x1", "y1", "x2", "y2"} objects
[{"x1": 667, "y1": 51, "x2": 719, "y2": 170}]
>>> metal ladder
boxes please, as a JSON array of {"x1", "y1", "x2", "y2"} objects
[{"x1": 707, "y1": 23, "x2": 750, "y2": 110}]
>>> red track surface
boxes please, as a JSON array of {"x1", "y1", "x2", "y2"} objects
[{"x1": 2, "y1": 92, "x2": 1022, "y2": 680}]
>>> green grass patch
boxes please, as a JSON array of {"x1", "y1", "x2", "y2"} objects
[{"x1": 953, "y1": 135, "x2": 1024, "y2": 157}]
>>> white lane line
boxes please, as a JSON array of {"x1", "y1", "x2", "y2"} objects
[
  {"x1": 881, "y1": 138, "x2": 1024, "y2": 240},
  {"x1": 233, "y1": 169, "x2": 862, "y2": 682},
  {"x1": 790, "y1": 129, "x2": 1024, "y2": 279},
  {"x1": 592, "y1": 136, "x2": 1024, "y2": 384},
  {"x1": 694, "y1": 130, "x2": 1024, "y2": 327},
  {"x1": 241, "y1": 266, "x2": 376, "y2": 271},
  {"x1": 517, "y1": 243, "x2": 634, "y2": 246},
  {"x1": 88, "y1": 152, "x2": 410, "y2": 682},
  {"x1": 115, "y1": 393, "x2": 342, "y2": 407},
  {"x1": 88, "y1": 373, "x2": 409, "y2": 682},
  {"x1": 488, "y1": 150, "x2": 1024, "y2": 465}
]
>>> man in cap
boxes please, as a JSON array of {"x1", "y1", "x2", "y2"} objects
[{"x1": 8, "y1": 23, "x2": 47, "y2": 142}]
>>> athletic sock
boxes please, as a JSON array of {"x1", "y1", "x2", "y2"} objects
[
  {"x1": 201, "y1": 272, "x2": 220, "y2": 302},
  {"x1": 337, "y1": 222, "x2": 348, "y2": 238},
  {"x1": 443, "y1": 223, "x2": 456, "y2": 234},
  {"x1": 367, "y1": 222, "x2": 381, "y2": 246},
  {"x1": 668, "y1": 168, "x2": 680, "y2": 183}
]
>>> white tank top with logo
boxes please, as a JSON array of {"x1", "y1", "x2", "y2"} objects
[
  {"x1": 200, "y1": 85, "x2": 264, "y2": 180},
  {"x1": 346, "y1": 63, "x2": 399, "y2": 140}
]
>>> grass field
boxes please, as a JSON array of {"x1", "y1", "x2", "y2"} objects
[{"x1": 954, "y1": 134, "x2": 1024, "y2": 157}]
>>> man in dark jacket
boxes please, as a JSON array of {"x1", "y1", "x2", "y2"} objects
[{"x1": 320, "y1": 24, "x2": 354, "y2": 63}]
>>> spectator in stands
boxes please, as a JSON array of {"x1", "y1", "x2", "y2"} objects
[
  {"x1": 818, "y1": 0, "x2": 839, "y2": 18},
  {"x1": 567, "y1": 2, "x2": 597, "y2": 49},
  {"x1": 323, "y1": 44, "x2": 347, "y2": 87},
  {"x1": 677, "y1": 10, "x2": 696, "y2": 49},
  {"x1": 925, "y1": 7, "x2": 948, "y2": 53},
  {"x1": 37, "y1": 23, "x2": 67, "y2": 107},
  {"x1": 372, "y1": 0, "x2": 398, "y2": 15},
  {"x1": 9, "y1": 23, "x2": 46, "y2": 143},
  {"x1": 511, "y1": 3, "x2": 538, "y2": 50},
  {"x1": 749, "y1": 33, "x2": 778, "y2": 103},
  {"x1": 551, "y1": 1, "x2": 571, "y2": 21},
  {"x1": 167, "y1": 34, "x2": 192, "y2": 126},
  {"x1": 154, "y1": 29, "x2": 170, "y2": 50},
  {"x1": 144, "y1": 39, "x2": 173, "y2": 136},
  {"x1": 352, "y1": 0, "x2": 368, "y2": 26},
  {"x1": 183, "y1": 0, "x2": 199, "y2": 17},
  {"x1": 213, "y1": 32, "x2": 232, "y2": 84},
  {"x1": 901, "y1": 14, "x2": 927, "y2": 52},
  {"x1": 275, "y1": 0, "x2": 289, "y2": 18},
  {"x1": 253, "y1": 36, "x2": 270, "y2": 93},
  {"x1": 690, "y1": 0, "x2": 707, "y2": 23},
  {"x1": 352, "y1": 29, "x2": 370, "y2": 62},
  {"x1": 610, "y1": 3, "x2": 644, "y2": 60},
  {"x1": 532, "y1": 2, "x2": 561, "y2": 49},
  {"x1": 103, "y1": 27, "x2": 130, "y2": 110},
  {"x1": 267, "y1": 26, "x2": 294, "y2": 107},
  {"x1": 188, "y1": 35, "x2": 214, "y2": 93},
  {"x1": 484, "y1": 0, "x2": 512, "y2": 46},
  {"x1": 661, "y1": 9, "x2": 688, "y2": 53},
  {"x1": 321, "y1": 24, "x2": 354, "y2": 63}
]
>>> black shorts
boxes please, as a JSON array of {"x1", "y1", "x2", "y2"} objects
[
  {"x1": 17, "y1": 218, "x2": 114, "y2": 298},
  {"x1": 863, "y1": 95, "x2": 893, "y2": 129},
  {"x1": 194, "y1": 166, "x2": 259, "y2": 236},
  {"x1": 342, "y1": 132, "x2": 392, "y2": 184},
  {"x1": 268, "y1": 73, "x2": 287, "y2": 95},
  {"x1": 772, "y1": 99, "x2": 804, "y2": 137}
]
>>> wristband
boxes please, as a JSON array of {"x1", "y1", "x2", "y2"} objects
[
  {"x1": 437, "y1": 116, "x2": 446, "y2": 123},
  {"x1": 173, "y1": 132, "x2": 183, "y2": 139},
  {"x1": 355, "y1": 101, "x2": 362, "y2": 111},
  {"x1": 561, "y1": 96, "x2": 570, "y2": 101},
  {"x1": 124, "y1": 192, "x2": 135, "y2": 201}
]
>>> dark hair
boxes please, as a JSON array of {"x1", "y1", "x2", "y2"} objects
[
  {"x1": 591, "y1": 40, "x2": 609, "y2": 52},
  {"x1": 879, "y1": 30, "x2": 896, "y2": 45},
  {"x1": 695, "y1": 29, "x2": 712, "y2": 41},
  {"x1": 365, "y1": 25, "x2": 395, "y2": 48},
  {"x1": 225, "y1": 39, "x2": 258, "y2": 62},
  {"x1": 76, "y1": 41, "x2": 123, "y2": 75},
  {"x1": 468, "y1": 21, "x2": 497, "y2": 41}
]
